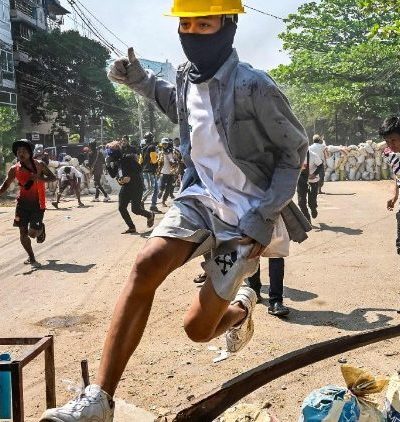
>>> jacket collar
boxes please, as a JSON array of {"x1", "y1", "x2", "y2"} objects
[{"x1": 212, "y1": 49, "x2": 239, "y2": 85}]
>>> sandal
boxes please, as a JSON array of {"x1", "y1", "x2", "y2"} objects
[{"x1": 193, "y1": 272, "x2": 207, "y2": 284}]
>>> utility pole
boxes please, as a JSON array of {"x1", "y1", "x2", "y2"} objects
[
  {"x1": 100, "y1": 116, "x2": 104, "y2": 145},
  {"x1": 335, "y1": 111, "x2": 339, "y2": 145},
  {"x1": 137, "y1": 99, "x2": 143, "y2": 139}
]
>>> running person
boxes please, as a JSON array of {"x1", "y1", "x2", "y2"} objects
[
  {"x1": 52, "y1": 165, "x2": 84, "y2": 209},
  {"x1": 105, "y1": 140, "x2": 155, "y2": 234},
  {"x1": 88, "y1": 141, "x2": 110, "y2": 202},
  {"x1": 41, "y1": 2, "x2": 309, "y2": 420},
  {"x1": 0, "y1": 140, "x2": 56, "y2": 267}
]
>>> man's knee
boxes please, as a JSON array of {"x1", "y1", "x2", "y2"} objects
[
  {"x1": 130, "y1": 246, "x2": 172, "y2": 294},
  {"x1": 19, "y1": 228, "x2": 29, "y2": 239},
  {"x1": 183, "y1": 315, "x2": 214, "y2": 343}
]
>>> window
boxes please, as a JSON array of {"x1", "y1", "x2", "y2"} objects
[
  {"x1": 0, "y1": 49, "x2": 14, "y2": 80},
  {"x1": 0, "y1": 90, "x2": 17, "y2": 105},
  {"x1": 19, "y1": 24, "x2": 33, "y2": 40},
  {"x1": 0, "y1": 0, "x2": 10, "y2": 25}
]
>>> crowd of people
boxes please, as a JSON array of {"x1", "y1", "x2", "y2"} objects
[{"x1": 0, "y1": 1, "x2": 399, "y2": 421}]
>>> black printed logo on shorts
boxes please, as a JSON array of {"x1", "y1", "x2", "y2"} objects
[{"x1": 215, "y1": 252, "x2": 238, "y2": 276}]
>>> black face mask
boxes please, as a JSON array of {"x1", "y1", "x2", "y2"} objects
[{"x1": 179, "y1": 20, "x2": 237, "y2": 84}]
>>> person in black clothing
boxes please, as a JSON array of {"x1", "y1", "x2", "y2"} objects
[
  {"x1": 247, "y1": 259, "x2": 289, "y2": 316},
  {"x1": 297, "y1": 149, "x2": 323, "y2": 223},
  {"x1": 141, "y1": 132, "x2": 161, "y2": 213},
  {"x1": 105, "y1": 140, "x2": 154, "y2": 234},
  {"x1": 88, "y1": 141, "x2": 110, "y2": 202}
]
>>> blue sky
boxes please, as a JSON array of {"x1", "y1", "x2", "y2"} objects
[{"x1": 60, "y1": 0, "x2": 309, "y2": 71}]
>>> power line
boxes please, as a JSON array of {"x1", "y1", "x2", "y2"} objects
[
  {"x1": 66, "y1": 0, "x2": 124, "y2": 57},
  {"x1": 244, "y1": 4, "x2": 284, "y2": 21},
  {"x1": 16, "y1": 70, "x2": 131, "y2": 113},
  {"x1": 73, "y1": 0, "x2": 130, "y2": 51}
]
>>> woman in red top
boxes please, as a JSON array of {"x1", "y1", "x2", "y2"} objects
[{"x1": 0, "y1": 140, "x2": 56, "y2": 267}]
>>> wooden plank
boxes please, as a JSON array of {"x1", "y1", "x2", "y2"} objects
[
  {"x1": 173, "y1": 324, "x2": 400, "y2": 421},
  {"x1": 10, "y1": 362, "x2": 24, "y2": 422},
  {"x1": 19, "y1": 337, "x2": 51, "y2": 368},
  {"x1": 45, "y1": 336, "x2": 56, "y2": 408},
  {"x1": 0, "y1": 338, "x2": 42, "y2": 346},
  {"x1": 81, "y1": 359, "x2": 90, "y2": 388}
]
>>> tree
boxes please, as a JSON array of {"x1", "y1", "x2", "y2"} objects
[
  {"x1": 105, "y1": 85, "x2": 178, "y2": 142},
  {"x1": 18, "y1": 30, "x2": 124, "y2": 141},
  {"x1": 271, "y1": 0, "x2": 400, "y2": 143},
  {"x1": 360, "y1": 0, "x2": 400, "y2": 38},
  {"x1": 0, "y1": 106, "x2": 19, "y2": 177}
]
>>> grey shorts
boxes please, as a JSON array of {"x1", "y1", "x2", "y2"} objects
[{"x1": 150, "y1": 197, "x2": 259, "y2": 301}]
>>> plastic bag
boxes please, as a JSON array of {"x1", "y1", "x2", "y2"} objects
[
  {"x1": 385, "y1": 373, "x2": 400, "y2": 421},
  {"x1": 299, "y1": 365, "x2": 387, "y2": 422},
  {"x1": 262, "y1": 215, "x2": 290, "y2": 258}
]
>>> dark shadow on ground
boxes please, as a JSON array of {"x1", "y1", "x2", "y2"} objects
[
  {"x1": 22, "y1": 259, "x2": 95, "y2": 276},
  {"x1": 280, "y1": 307, "x2": 397, "y2": 331},
  {"x1": 322, "y1": 192, "x2": 356, "y2": 196},
  {"x1": 46, "y1": 207, "x2": 73, "y2": 211},
  {"x1": 316, "y1": 223, "x2": 363, "y2": 235},
  {"x1": 285, "y1": 286, "x2": 319, "y2": 302},
  {"x1": 260, "y1": 285, "x2": 318, "y2": 303}
]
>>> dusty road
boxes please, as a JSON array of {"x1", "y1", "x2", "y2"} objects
[{"x1": 0, "y1": 181, "x2": 399, "y2": 421}]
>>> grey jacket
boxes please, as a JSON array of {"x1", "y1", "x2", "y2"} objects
[{"x1": 125, "y1": 50, "x2": 311, "y2": 246}]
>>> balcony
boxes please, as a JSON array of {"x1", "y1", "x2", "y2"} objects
[
  {"x1": 46, "y1": 0, "x2": 69, "y2": 16},
  {"x1": 10, "y1": 0, "x2": 47, "y2": 30}
]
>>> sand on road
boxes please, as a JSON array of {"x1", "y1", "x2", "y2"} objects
[{"x1": 0, "y1": 181, "x2": 399, "y2": 421}]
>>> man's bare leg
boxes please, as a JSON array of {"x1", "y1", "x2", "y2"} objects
[
  {"x1": 184, "y1": 277, "x2": 247, "y2": 342},
  {"x1": 96, "y1": 236, "x2": 197, "y2": 397},
  {"x1": 19, "y1": 227, "x2": 35, "y2": 261}
]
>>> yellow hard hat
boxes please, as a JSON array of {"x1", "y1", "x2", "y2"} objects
[{"x1": 165, "y1": 0, "x2": 245, "y2": 17}]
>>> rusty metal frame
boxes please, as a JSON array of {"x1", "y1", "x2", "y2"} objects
[
  {"x1": 172, "y1": 324, "x2": 400, "y2": 421},
  {"x1": 0, "y1": 335, "x2": 56, "y2": 422}
]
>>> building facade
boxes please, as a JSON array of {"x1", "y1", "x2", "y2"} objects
[
  {"x1": 10, "y1": 0, "x2": 68, "y2": 143},
  {"x1": 0, "y1": 0, "x2": 16, "y2": 107}
]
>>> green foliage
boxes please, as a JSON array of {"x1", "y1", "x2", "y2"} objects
[
  {"x1": 69, "y1": 134, "x2": 80, "y2": 144},
  {"x1": 105, "y1": 85, "x2": 177, "y2": 142},
  {"x1": 0, "y1": 106, "x2": 20, "y2": 177},
  {"x1": 18, "y1": 30, "x2": 177, "y2": 144},
  {"x1": 272, "y1": 0, "x2": 400, "y2": 143},
  {"x1": 18, "y1": 30, "x2": 123, "y2": 141},
  {"x1": 360, "y1": 0, "x2": 400, "y2": 38}
]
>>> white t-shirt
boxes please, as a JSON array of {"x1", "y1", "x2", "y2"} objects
[
  {"x1": 180, "y1": 82, "x2": 265, "y2": 226},
  {"x1": 161, "y1": 152, "x2": 175, "y2": 175},
  {"x1": 304, "y1": 151, "x2": 323, "y2": 183},
  {"x1": 58, "y1": 166, "x2": 82, "y2": 183},
  {"x1": 309, "y1": 143, "x2": 327, "y2": 163}
]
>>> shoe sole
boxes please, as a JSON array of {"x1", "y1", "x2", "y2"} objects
[{"x1": 268, "y1": 310, "x2": 290, "y2": 317}]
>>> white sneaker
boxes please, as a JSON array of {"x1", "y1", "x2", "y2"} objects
[
  {"x1": 103, "y1": 197, "x2": 111, "y2": 202},
  {"x1": 226, "y1": 286, "x2": 257, "y2": 353},
  {"x1": 40, "y1": 385, "x2": 114, "y2": 422},
  {"x1": 92, "y1": 198, "x2": 100, "y2": 202}
]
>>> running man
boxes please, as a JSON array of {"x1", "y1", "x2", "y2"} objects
[
  {"x1": 88, "y1": 141, "x2": 110, "y2": 203},
  {"x1": 0, "y1": 140, "x2": 56, "y2": 267},
  {"x1": 41, "y1": 1, "x2": 309, "y2": 420},
  {"x1": 52, "y1": 165, "x2": 84, "y2": 209}
]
